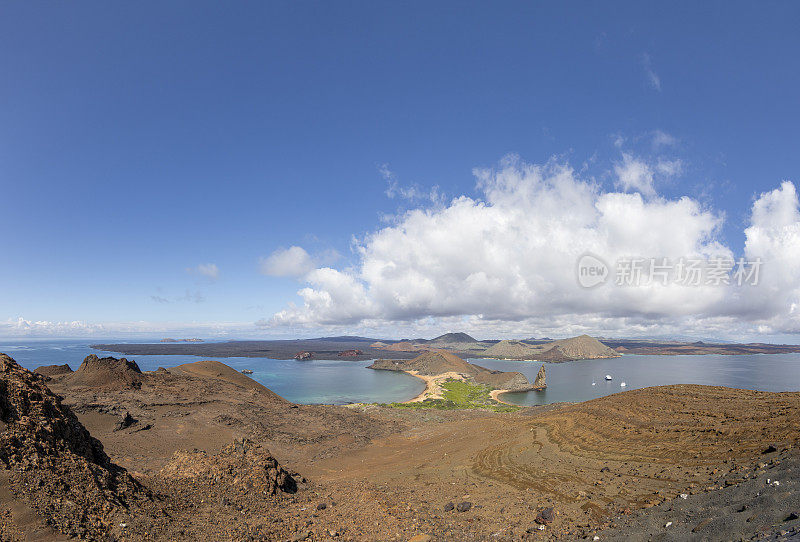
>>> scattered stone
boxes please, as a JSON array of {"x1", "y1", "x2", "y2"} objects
[
  {"x1": 600, "y1": 467, "x2": 610, "y2": 473},
  {"x1": 316, "y1": 502, "x2": 327, "y2": 510},
  {"x1": 443, "y1": 502, "x2": 454, "y2": 512},
  {"x1": 456, "y1": 501, "x2": 472, "y2": 512},
  {"x1": 679, "y1": 493, "x2": 688, "y2": 499},
  {"x1": 692, "y1": 518, "x2": 713, "y2": 532},
  {"x1": 535, "y1": 507, "x2": 555, "y2": 525},
  {"x1": 763, "y1": 444, "x2": 778, "y2": 454},
  {"x1": 786, "y1": 512, "x2": 800, "y2": 522},
  {"x1": 408, "y1": 535, "x2": 432, "y2": 542},
  {"x1": 292, "y1": 532, "x2": 310, "y2": 542},
  {"x1": 665, "y1": 521, "x2": 672, "y2": 528},
  {"x1": 114, "y1": 411, "x2": 138, "y2": 431}
]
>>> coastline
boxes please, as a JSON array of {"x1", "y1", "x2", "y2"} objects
[{"x1": 489, "y1": 389, "x2": 517, "y2": 406}]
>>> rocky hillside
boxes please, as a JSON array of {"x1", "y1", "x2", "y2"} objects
[
  {"x1": 483, "y1": 335, "x2": 620, "y2": 361},
  {"x1": 161, "y1": 438, "x2": 298, "y2": 496},
  {"x1": 33, "y1": 363, "x2": 73, "y2": 377},
  {"x1": 65, "y1": 353, "x2": 144, "y2": 388},
  {"x1": 369, "y1": 350, "x2": 474, "y2": 375},
  {"x1": 170, "y1": 359, "x2": 290, "y2": 404},
  {"x1": 482, "y1": 339, "x2": 541, "y2": 359},
  {"x1": 545, "y1": 334, "x2": 620, "y2": 360},
  {"x1": 0, "y1": 353, "x2": 150, "y2": 539},
  {"x1": 369, "y1": 351, "x2": 533, "y2": 391}
]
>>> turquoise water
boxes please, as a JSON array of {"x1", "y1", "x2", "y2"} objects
[
  {"x1": 474, "y1": 354, "x2": 800, "y2": 406},
  {"x1": 0, "y1": 339, "x2": 424, "y2": 405},
  {"x1": 4, "y1": 340, "x2": 800, "y2": 406}
]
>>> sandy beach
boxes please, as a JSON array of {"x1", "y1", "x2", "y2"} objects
[{"x1": 403, "y1": 370, "x2": 467, "y2": 402}]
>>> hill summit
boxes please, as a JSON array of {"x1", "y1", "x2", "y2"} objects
[{"x1": 429, "y1": 332, "x2": 478, "y2": 345}]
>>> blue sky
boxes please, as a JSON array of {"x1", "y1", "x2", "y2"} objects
[{"x1": 2, "y1": 2, "x2": 800, "y2": 340}]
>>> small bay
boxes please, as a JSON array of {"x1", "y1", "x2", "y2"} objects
[
  {"x1": 475, "y1": 353, "x2": 800, "y2": 406},
  {"x1": 4, "y1": 340, "x2": 800, "y2": 406}
]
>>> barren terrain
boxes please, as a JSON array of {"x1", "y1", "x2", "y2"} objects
[{"x1": 3, "y1": 354, "x2": 800, "y2": 541}]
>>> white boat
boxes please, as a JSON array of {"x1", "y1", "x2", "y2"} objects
[
  {"x1": 620, "y1": 382, "x2": 627, "y2": 387},
  {"x1": 591, "y1": 382, "x2": 596, "y2": 386},
  {"x1": 604, "y1": 375, "x2": 612, "y2": 381}
]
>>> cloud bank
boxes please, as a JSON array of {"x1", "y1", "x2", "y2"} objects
[
  {"x1": 1, "y1": 316, "x2": 249, "y2": 339},
  {"x1": 265, "y1": 155, "x2": 800, "y2": 339}
]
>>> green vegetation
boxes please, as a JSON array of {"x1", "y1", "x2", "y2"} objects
[{"x1": 384, "y1": 379, "x2": 519, "y2": 412}]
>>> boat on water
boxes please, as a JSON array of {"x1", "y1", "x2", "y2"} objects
[
  {"x1": 620, "y1": 382, "x2": 627, "y2": 387},
  {"x1": 241, "y1": 369, "x2": 254, "y2": 374},
  {"x1": 605, "y1": 375, "x2": 612, "y2": 381}
]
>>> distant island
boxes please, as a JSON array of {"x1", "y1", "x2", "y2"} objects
[{"x1": 93, "y1": 332, "x2": 800, "y2": 361}]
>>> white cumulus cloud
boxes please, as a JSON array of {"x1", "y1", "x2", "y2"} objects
[{"x1": 268, "y1": 155, "x2": 777, "y2": 336}]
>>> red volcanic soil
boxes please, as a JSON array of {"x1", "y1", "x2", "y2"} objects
[{"x1": 3, "y1": 353, "x2": 800, "y2": 540}]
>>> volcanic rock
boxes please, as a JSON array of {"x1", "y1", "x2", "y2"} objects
[
  {"x1": 161, "y1": 438, "x2": 298, "y2": 495},
  {"x1": 533, "y1": 364, "x2": 546, "y2": 389},
  {"x1": 0, "y1": 353, "x2": 148, "y2": 539},
  {"x1": 33, "y1": 363, "x2": 73, "y2": 377},
  {"x1": 535, "y1": 506, "x2": 555, "y2": 524},
  {"x1": 65, "y1": 353, "x2": 143, "y2": 389},
  {"x1": 114, "y1": 411, "x2": 138, "y2": 431}
]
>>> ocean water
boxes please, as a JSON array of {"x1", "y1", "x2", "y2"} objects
[
  {"x1": 474, "y1": 353, "x2": 800, "y2": 406},
  {"x1": 0, "y1": 339, "x2": 424, "y2": 405},
  {"x1": 4, "y1": 340, "x2": 800, "y2": 406}
]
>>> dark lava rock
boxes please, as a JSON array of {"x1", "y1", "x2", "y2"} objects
[
  {"x1": 763, "y1": 444, "x2": 779, "y2": 454},
  {"x1": 456, "y1": 501, "x2": 472, "y2": 512},
  {"x1": 317, "y1": 502, "x2": 327, "y2": 510},
  {"x1": 114, "y1": 411, "x2": 138, "y2": 431},
  {"x1": 786, "y1": 512, "x2": 800, "y2": 522},
  {"x1": 444, "y1": 502, "x2": 455, "y2": 512},
  {"x1": 535, "y1": 507, "x2": 555, "y2": 525}
]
